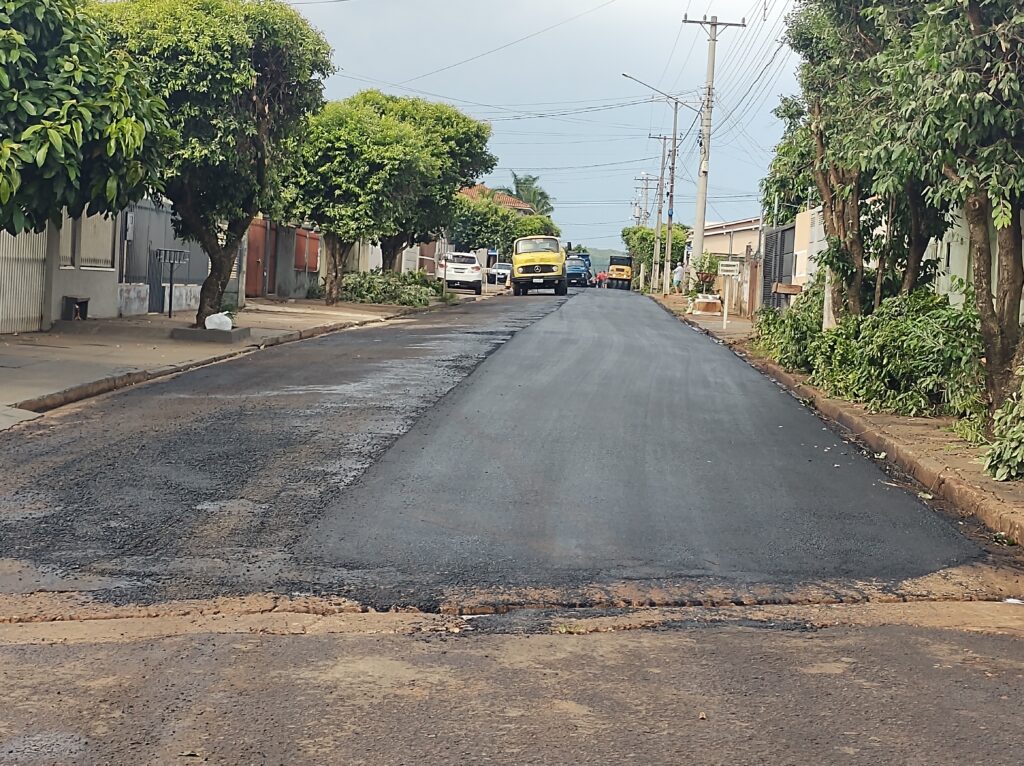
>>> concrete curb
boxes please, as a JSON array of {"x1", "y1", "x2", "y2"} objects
[
  {"x1": 672, "y1": 309, "x2": 1024, "y2": 546},
  {"x1": 13, "y1": 295, "x2": 491, "y2": 416}
]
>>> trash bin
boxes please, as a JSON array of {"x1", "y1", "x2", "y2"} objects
[{"x1": 61, "y1": 296, "x2": 89, "y2": 321}]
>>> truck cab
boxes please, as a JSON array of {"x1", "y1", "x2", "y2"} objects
[
  {"x1": 511, "y1": 236, "x2": 568, "y2": 296},
  {"x1": 607, "y1": 255, "x2": 634, "y2": 290}
]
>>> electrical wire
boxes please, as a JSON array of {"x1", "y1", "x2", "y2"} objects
[{"x1": 399, "y1": 0, "x2": 621, "y2": 84}]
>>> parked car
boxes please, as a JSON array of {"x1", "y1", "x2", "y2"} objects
[
  {"x1": 566, "y1": 256, "x2": 592, "y2": 288},
  {"x1": 438, "y1": 252, "x2": 483, "y2": 295},
  {"x1": 488, "y1": 262, "x2": 513, "y2": 286}
]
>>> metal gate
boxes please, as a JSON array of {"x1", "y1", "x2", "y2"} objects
[
  {"x1": 0, "y1": 228, "x2": 47, "y2": 333},
  {"x1": 762, "y1": 224, "x2": 796, "y2": 310},
  {"x1": 146, "y1": 249, "x2": 165, "y2": 313}
]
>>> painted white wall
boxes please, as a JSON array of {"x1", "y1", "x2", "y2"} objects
[
  {"x1": 932, "y1": 209, "x2": 1024, "y2": 322},
  {"x1": 49, "y1": 212, "x2": 119, "y2": 320}
]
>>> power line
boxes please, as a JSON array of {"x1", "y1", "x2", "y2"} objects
[
  {"x1": 399, "y1": 0, "x2": 621, "y2": 84},
  {"x1": 495, "y1": 156, "x2": 659, "y2": 172},
  {"x1": 337, "y1": 72, "x2": 650, "y2": 130}
]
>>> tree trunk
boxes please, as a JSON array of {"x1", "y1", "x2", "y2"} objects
[
  {"x1": 380, "y1": 234, "x2": 410, "y2": 273},
  {"x1": 991, "y1": 200, "x2": 1024, "y2": 408},
  {"x1": 810, "y1": 107, "x2": 865, "y2": 319},
  {"x1": 902, "y1": 184, "x2": 929, "y2": 294},
  {"x1": 965, "y1": 192, "x2": 1017, "y2": 410},
  {"x1": 874, "y1": 247, "x2": 885, "y2": 311},
  {"x1": 196, "y1": 240, "x2": 241, "y2": 327},
  {"x1": 323, "y1": 233, "x2": 354, "y2": 304}
]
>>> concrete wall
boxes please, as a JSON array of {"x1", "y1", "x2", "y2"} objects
[
  {"x1": 119, "y1": 283, "x2": 149, "y2": 317},
  {"x1": 165, "y1": 283, "x2": 202, "y2": 313},
  {"x1": 273, "y1": 227, "x2": 322, "y2": 299},
  {"x1": 703, "y1": 219, "x2": 761, "y2": 260},
  {"x1": 793, "y1": 207, "x2": 826, "y2": 286},
  {"x1": 49, "y1": 212, "x2": 120, "y2": 321}
]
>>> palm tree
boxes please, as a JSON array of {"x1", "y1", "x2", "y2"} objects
[{"x1": 494, "y1": 172, "x2": 555, "y2": 216}]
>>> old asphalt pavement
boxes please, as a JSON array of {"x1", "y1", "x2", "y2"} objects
[{"x1": 2, "y1": 289, "x2": 1023, "y2": 764}]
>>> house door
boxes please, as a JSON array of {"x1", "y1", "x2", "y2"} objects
[{"x1": 0, "y1": 229, "x2": 47, "y2": 333}]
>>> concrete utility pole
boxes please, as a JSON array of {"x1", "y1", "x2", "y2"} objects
[
  {"x1": 634, "y1": 171, "x2": 658, "y2": 289},
  {"x1": 634, "y1": 173, "x2": 655, "y2": 226},
  {"x1": 682, "y1": 14, "x2": 746, "y2": 269},
  {"x1": 648, "y1": 139, "x2": 669, "y2": 291},
  {"x1": 622, "y1": 73, "x2": 701, "y2": 297}
]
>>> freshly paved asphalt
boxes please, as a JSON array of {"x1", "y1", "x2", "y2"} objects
[
  {"x1": 0, "y1": 288, "x2": 980, "y2": 609},
  {"x1": 300, "y1": 289, "x2": 978, "y2": 607}
]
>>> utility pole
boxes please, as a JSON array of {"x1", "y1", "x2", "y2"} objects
[
  {"x1": 648, "y1": 139, "x2": 669, "y2": 292},
  {"x1": 663, "y1": 99, "x2": 680, "y2": 296},
  {"x1": 634, "y1": 171, "x2": 658, "y2": 289},
  {"x1": 621, "y1": 73, "x2": 701, "y2": 295},
  {"x1": 682, "y1": 14, "x2": 746, "y2": 271}
]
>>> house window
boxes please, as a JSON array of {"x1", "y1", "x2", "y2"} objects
[
  {"x1": 945, "y1": 242, "x2": 951, "y2": 270},
  {"x1": 79, "y1": 215, "x2": 116, "y2": 269}
]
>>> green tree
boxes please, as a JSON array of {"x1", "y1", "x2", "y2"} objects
[
  {"x1": 494, "y1": 172, "x2": 554, "y2": 216},
  {"x1": 622, "y1": 225, "x2": 688, "y2": 286},
  {"x1": 513, "y1": 214, "x2": 560, "y2": 240},
  {"x1": 286, "y1": 101, "x2": 440, "y2": 302},
  {"x1": 0, "y1": 0, "x2": 166, "y2": 234},
  {"x1": 760, "y1": 96, "x2": 817, "y2": 228},
  {"x1": 102, "y1": 0, "x2": 333, "y2": 325},
  {"x1": 877, "y1": 0, "x2": 1024, "y2": 409},
  {"x1": 449, "y1": 195, "x2": 517, "y2": 257},
  {"x1": 348, "y1": 91, "x2": 495, "y2": 272}
]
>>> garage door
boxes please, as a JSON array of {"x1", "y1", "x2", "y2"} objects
[{"x1": 0, "y1": 228, "x2": 47, "y2": 333}]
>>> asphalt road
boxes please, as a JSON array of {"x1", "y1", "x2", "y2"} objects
[
  {"x1": 2, "y1": 289, "x2": 1022, "y2": 765},
  {"x1": 0, "y1": 289, "x2": 987, "y2": 610}
]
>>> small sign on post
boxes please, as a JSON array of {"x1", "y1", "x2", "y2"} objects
[{"x1": 718, "y1": 260, "x2": 741, "y2": 329}]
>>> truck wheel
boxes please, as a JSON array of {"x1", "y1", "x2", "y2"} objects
[{"x1": 555, "y1": 280, "x2": 568, "y2": 296}]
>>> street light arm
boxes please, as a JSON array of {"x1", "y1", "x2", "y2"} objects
[{"x1": 621, "y1": 73, "x2": 701, "y2": 113}]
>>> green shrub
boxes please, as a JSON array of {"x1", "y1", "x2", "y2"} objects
[
  {"x1": 753, "y1": 275, "x2": 826, "y2": 372},
  {"x1": 306, "y1": 278, "x2": 326, "y2": 300},
  {"x1": 338, "y1": 269, "x2": 437, "y2": 307},
  {"x1": 985, "y1": 375, "x2": 1024, "y2": 481},
  {"x1": 809, "y1": 291, "x2": 985, "y2": 418}
]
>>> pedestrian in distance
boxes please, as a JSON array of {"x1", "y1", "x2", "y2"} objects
[{"x1": 672, "y1": 262, "x2": 685, "y2": 295}]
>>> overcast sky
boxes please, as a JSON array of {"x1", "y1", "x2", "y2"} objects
[{"x1": 294, "y1": 0, "x2": 798, "y2": 250}]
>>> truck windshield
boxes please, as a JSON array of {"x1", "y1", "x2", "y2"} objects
[
  {"x1": 515, "y1": 238, "x2": 560, "y2": 254},
  {"x1": 610, "y1": 256, "x2": 632, "y2": 267}
]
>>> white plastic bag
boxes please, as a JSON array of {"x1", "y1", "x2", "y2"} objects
[{"x1": 204, "y1": 312, "x2": 233, "y2": 331}]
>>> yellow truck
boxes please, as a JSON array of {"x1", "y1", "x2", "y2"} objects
[
  {"x1": 606, "y1": 254, "x2": 633, "y2": 290},
  {"x1": 511, "y1": 236, "x2": 568, "y2": 296}
]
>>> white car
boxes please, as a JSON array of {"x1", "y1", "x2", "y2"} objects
[
  {"x1": 488, "y1": 262, "x2": 513, "y2": 286},
  {"x1": 438, "y1": 252, "x2": 483, "y2": 295}
]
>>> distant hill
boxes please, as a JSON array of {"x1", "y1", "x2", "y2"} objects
[{"x1": 579, "y1": 247, "x2": 623, "y2": 272}]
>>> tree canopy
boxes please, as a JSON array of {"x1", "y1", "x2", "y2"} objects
[
  {"x1": 513, "y1": 214, "x2": 560, "y2": 240},
  {"x1": 287, "y1": 99, "x2": 441, "y2": 299},
  {"x1": 769, "y1": 0, "x2": 1024, "y2": 410},
  {"x1": 494, "y1": 172, "x2": 554, "y2": 216},
  {"x1": 449, "y1": 194, "x2": 517, "y2": 257},
  {"x1": 0, "y1": 0, "x2": 166, "y2": 235},
  {"x1": 102, "y1": 0, "x2": 333, "y2": 323},
  {"x1": 344, "y1": 90, "x2": 495, "y2": 271}
]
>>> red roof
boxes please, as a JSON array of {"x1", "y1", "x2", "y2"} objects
[{"x1": 461, "y1": 185, "x2": 536, "y2": 214}]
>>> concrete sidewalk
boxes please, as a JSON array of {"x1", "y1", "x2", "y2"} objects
[
  {"x1": 0, "y1": 293, "x2": 497, "y2": 429},
  {"x1": 652, "y1": 294, "x2": 1024, "y2": 547}
]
